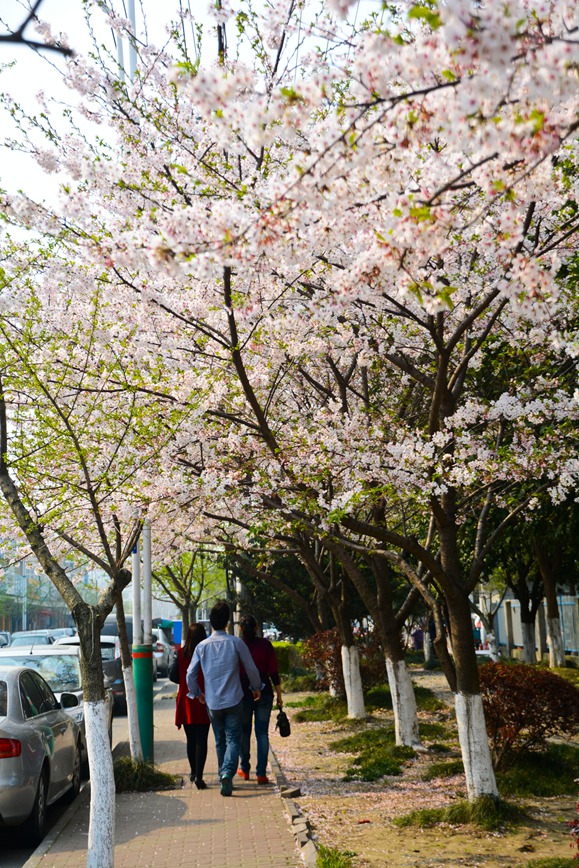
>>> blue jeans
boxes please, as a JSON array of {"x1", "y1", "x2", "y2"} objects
[
  {"x1": 240, "y1": 694, "x2": 273, "y2": 777},
  {"x1": 208, "y1": 700, "x2": 243, "y2": 781}
]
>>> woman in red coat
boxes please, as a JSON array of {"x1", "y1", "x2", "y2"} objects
[{"x1": 175, "y1": 623, "x2": 211, "y2": 788}]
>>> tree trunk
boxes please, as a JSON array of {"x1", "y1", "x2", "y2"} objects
[
  {"x1": 423, "y1": 627, "x2": 433, "y2": 663},
  {"x1": 371, "y1": 561, "x2": 422, "y2": 747},
  {"x1": 85, "y1": 702, "x2": 115, "y2": 868},
  {"x1": 487, "y1": 630, "x2": 500, "y2": 662},
  {"x1": 386, "y1": 658, "x2": 421, "y2": 748},
  {"x1": 444, "y1": 586, "x2": 498, "y2": 800},
  {"x1": 454, "y1": 692, "x2": 499, "y2": 800},
  {"x1": 546, "y1": 617, "x2": 565, "y2": 668},
  {"x1": 520, "y1": 619, "x2": 536, "y2": 664},
  {"x1": 76, "y1": 613, "x2": 118, "y2": 868},
  {"x1": 534, "y1": 538, "x2": 566, "y2": 668},
  {"x1": 341, "y1": 645, "x2": 366, "y2": 718}
]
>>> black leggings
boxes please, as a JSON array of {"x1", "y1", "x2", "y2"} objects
[{"x1": 183, "y1": 723, "x2": 210, "y2": 780}]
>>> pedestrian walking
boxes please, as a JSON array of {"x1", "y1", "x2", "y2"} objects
[
  {"x1": 174, "y1": 623, "x2": 211, "y2": 789},
  {"x1": 237, "y1": 614, "x2": 283, "y2": 785},
  {"x1": 186, "y1": 600, "x2": 262, "y2": 797}
]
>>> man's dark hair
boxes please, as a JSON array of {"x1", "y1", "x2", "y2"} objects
[{"x1": 210, "y1": 600, "x2": 230, "y2": 631}]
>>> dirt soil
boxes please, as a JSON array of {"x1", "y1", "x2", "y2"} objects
[{"x1": 269, "y1": 669, "x2": 576, "y2": 868}]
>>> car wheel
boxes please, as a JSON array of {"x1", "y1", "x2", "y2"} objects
[
  {"x1": 63, "y1": 741, "x2": 82, "y2": 803},
  {"x1": 22, "y1": 769, "x2": 47, "y2": 846}
]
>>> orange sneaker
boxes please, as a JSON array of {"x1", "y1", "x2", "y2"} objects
[
  {"x1": 256, "y1": 775, "x2": 269, "y2": 785},
  {"x1": 237, "y1": 769, "x2": 250, "y2": 780}
]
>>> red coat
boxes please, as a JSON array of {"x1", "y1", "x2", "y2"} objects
[{"x1": 174, "y1": 646, "x2": 210, "y2": 727}]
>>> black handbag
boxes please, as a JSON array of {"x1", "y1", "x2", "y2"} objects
[
  {"x1": 168, "y1": 653, "x2": 179, "y2": 684},
  {"x1": 275, "y1": 708, "x2": 291, "y2": 737}
]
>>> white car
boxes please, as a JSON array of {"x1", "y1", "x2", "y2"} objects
[
  {"x1": 0, "y1": 646, "x2": 113, "y2": 775},
  {"x1": 0, "y1": 665, "x2": 81, "y2": 845},
  {"x1": 152, "y1": 628, "x2": 173, "y2": 678}
]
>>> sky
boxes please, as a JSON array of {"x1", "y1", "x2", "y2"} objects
[
  {"x1": 0, "y1": 0, "x2": 203, "y2": 199},
  {"x1": 0, "y1": 0, "x2": 376, "y2": 200}
]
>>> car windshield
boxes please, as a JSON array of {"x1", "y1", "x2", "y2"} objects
[
  {"x1": 1, "y1": 655, "x2": 81, "y2": 693},
  {"x1": 0, "y1": 680, "x2": 6, "y2": 716},
  {"x1": 11, "y1": 635, "x2": 51, "y2": 646}
]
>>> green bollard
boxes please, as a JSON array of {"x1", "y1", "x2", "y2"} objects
[{"x1": 132, "y1": 644, "x2": 154, "y2": 762}]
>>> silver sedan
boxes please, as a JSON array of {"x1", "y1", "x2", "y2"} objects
[
  {"x1": 0, "y1": 646, "x2": 114, "y2": 776},
  {"x1": 0, "y1": 665, "x2": 81, "y2": 846}
]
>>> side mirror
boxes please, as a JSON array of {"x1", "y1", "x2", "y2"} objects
[
  {"x1": 60, "y1": 692, "x2": 80, "y2": 709},
  {"x1": 103, "y1": 675, "x2": 111, "y2": 689}
]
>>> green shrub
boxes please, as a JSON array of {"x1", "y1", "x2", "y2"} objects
[
  {"x1": 283, "y1": 672, "x2": 318, "y2": 692},
  {"x1": 113, "y1": 757, "x2": 178, "y2": 793},
  {"x1": 480, "y1": 662, "x2": 579, "y2": 769},
  {"x1": 273, "y1": 641, "x2": 301, "y2": 674},
  {"x1": 496, "y1": 743, "x2": 579, "y2": 797},
  {"x1": 394, "y1": 795, "x2": 523, "y2": 832}
]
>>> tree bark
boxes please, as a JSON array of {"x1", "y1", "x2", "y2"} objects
[{"x1": 534, "y1": 538, "x2": 566, "y2": 667}]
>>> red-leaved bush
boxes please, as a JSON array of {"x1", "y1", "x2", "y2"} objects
[
  {"x1": 301, "y1": 628, "x2": 386, "y2": 695},
  {"x1": 480, "y1": 662, "x2": 579, "y2": 769}
]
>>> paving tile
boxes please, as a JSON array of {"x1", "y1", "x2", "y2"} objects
[{"x1": 27, "y1": 692, "x2": 302, "y2": 868}]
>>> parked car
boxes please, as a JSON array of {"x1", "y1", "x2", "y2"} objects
[
  {"x1": 0, "y1": 646, "x2": 113, "y2": 774},
  {"x1": 54, "y1": 635, "x2": 127, "y2": 714},
  {"x1": 0, "y1": 665, "x2": 81, "y2": 845},
  {"x1": 152, "y1": 627, "x2": 173, "y2": 678},
  {"x1": 0, "y1": 632, "x2": 10, "y2": 648},
  {"x1": 9, "y1": 630, "x2": 55, "y2": 647},
  {"x1": 49, "y1": 628, "x2": 76, "y2": 640}
]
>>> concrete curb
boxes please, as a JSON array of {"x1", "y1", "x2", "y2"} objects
[{"x1": 269, "y1": 745, "x2": 317, "y2": 868}]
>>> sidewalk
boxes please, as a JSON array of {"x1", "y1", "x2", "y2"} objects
[{"x1": 25, "y1": 684, "x2": 304, "y2": 868}]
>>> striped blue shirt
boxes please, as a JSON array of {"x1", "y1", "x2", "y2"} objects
[{"x1": 186, "y1": 630, "x2": 262, "y2": 711}]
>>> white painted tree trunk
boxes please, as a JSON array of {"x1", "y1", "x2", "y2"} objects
[
  {"x1": 423, "y1": 632, "x2": 432, "y2": 663},
  {"x1": 341, "y1": 645, "x2": 366, "y2": 718},
  {"x1": 455, "y1": 693, "x2": 498, "y2": 800},
  {"x1": 385, "y1": 658, "x2": 422, "y2": 748},
  {"x1": 487, "y1": 631, "x2": 500, "y2": 662},
  {"x1": 546, "y1": 617, "x2": 565, "y2": 668},
  {"x1": 123, "y1": 665, "x2": 143, "y2": 761},
  {"x1": 520, "y1": 622, "x2": 536, "y2": 664},
  {"x1": 85, "y1": 701, "x2": 115, "y2": 868}
]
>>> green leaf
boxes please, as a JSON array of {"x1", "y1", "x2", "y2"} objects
[{"x1": 408, "y1": 5, "x2": 442, "y2": 29}]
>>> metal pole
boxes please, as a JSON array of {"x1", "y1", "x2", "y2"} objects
[
  {"x1": 132, "y1": 541, "x2": 141, "y2": 641},
  {"x1": 142, "y1": 519, "x2": 152, "y2": 645},
  {"x1": 128, "y1": 0, "x2": 137, "y2": 81},
  {"x1": 133, "y1": 517, "x2": 153, "y2": 761}
]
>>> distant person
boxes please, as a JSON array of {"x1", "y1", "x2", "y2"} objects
[
  {"x1": 411, "y1": 626, "x2": 423, "y2": 652},
  {"x1": 174, "y1": 623, "x2": 211, "y2": 789},
  {"x1": 186, "y1": 600, "x2": 262, "y2": 797},
  {"x1": 237, "y1": 614, "x2": 283, "y2": 785}
]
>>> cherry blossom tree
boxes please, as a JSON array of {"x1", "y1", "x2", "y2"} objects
[
  {"x1": 1, "y1": 0, "x2": 578, "y2": 807},
  {"x1": 0, "y1": 240, "x2": 195, "y2": 865}
]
